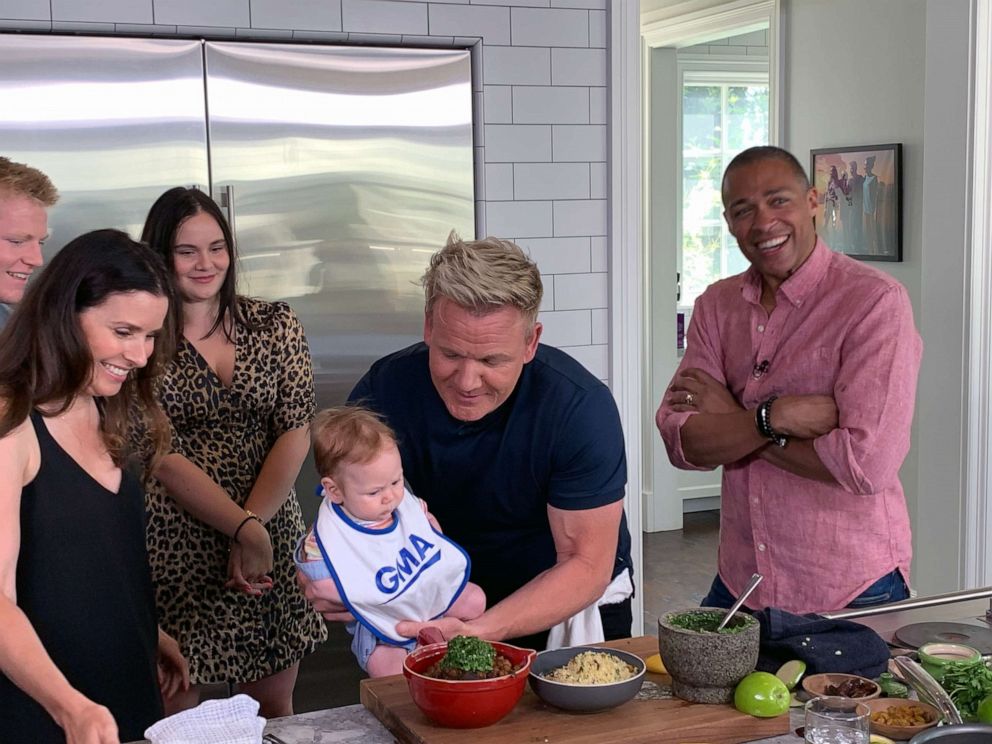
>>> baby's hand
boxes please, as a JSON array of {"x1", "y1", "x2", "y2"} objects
[{"x1": 301, "y1": 529, "x2": 321, "y2": 562}]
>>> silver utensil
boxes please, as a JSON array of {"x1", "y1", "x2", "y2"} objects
[
  {"x1": 716, "y1": 572, "x2": 763, "y2": 631},
  {"x1": 893, "y1": 655, "x2": 964, "y2": 725}
]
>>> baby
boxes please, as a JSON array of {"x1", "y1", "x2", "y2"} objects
[{"x1": 295, "y1": 405, "x2": 486, "y2": 677}]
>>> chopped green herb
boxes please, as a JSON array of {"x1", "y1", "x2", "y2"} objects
[
  {"x1": 941, "y1": 659, "x2": 992, "y2": 721},
  {"x1": 668, "y1": 610, "x2": 754, "y2": 634},
  {"x1": 438, "y1": 635, "x2": 496, "y2": 674}
]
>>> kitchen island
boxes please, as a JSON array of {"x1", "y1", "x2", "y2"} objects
[
  {"x1": 261, "y1": 703, "x2": 804, "y2": 744},
  {"x1": 150, "y1": 591, "x2": 992, "y2": 743}
]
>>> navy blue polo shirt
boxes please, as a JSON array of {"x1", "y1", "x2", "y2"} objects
[{"x1": 349, "y1": 342, "x2": 632, "y2": 607}]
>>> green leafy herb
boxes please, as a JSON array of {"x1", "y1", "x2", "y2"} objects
[
  {"x1": 438, "y1": 635, "x2": 496, "y2": 674},
  {"x1": 668, "y1": 610, "x2": 754, "y2": 634},
  {"x1": 941, "y1": 659, "x2": 992, "y2": 721}
]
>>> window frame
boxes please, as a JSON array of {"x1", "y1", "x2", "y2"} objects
[{"x1": 677, "y1": 57, "x2": 769, "y2": 313}]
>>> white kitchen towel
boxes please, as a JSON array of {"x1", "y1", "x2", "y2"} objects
[
  {"x1": 144, "y1": 694, "x2": 266, "y2": 744},
  {"x1": 546, "y1": 569, "x2": 634, "y2": 649}
]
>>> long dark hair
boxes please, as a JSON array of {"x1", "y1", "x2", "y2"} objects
[
  {"x1": 141, "y1": 186, "x2": 250, "y2": 343},
  {"x1": 0, "y1": 229, "x2": 175, "y2": 466}
]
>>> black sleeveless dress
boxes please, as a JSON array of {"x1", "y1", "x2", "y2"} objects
[{"x1": 0, "y1": 412, "x2": 163, "y2": 743}]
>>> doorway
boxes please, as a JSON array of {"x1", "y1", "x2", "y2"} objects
[{"x1": 640, "y1": 0, "x2": 781, "y2": 535}]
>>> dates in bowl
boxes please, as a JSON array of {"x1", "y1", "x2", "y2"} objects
[{"x1": 801, "y1": 673, "x2": 881, "y2": 701}]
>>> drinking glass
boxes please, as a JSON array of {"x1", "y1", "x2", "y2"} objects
[{"x1": 804, "y1": 695, "x2": 870, "y2": 744}]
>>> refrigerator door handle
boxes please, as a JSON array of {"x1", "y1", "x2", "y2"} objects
[{"x1": 220, "y1": 184, "x2": 237, "y2": 237}]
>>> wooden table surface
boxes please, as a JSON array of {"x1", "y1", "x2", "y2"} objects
[{"x1": 360, "y1": 635, "x2": 791, "y2": 744}]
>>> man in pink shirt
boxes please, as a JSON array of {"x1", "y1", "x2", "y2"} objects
[{"x1": 656, "y1": 146, "x2": 921, "y2": 615}]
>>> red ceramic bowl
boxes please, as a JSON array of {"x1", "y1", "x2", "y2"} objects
[{"x1": 402, "y1": 641, "x2": 536, "y2": 728}]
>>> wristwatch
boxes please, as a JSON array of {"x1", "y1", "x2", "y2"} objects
[{"x1": 755, "y1": 395, "x2": 788, "y2": 448}]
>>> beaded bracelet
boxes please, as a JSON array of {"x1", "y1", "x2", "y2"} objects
[{"x1": 755, "y1": 395, "x2": 788, "y2": 448}]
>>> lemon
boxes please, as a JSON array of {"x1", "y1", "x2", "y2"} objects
[
  {"x1": 774, "y1": 659, "x2": 806, "y2": 691},
  {"x1": 869, "y1": 735, "x2": 895, "y2": 744},
  {"x1": 645, "y1": 653, "x2": 667, "y2": 674}
]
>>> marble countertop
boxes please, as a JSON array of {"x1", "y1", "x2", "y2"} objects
[{"x1": 261, "y1": 703, "x2": 804, "y2": 744}]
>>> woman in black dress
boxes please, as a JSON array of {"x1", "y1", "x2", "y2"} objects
[{"x1": 0, "y1": 230, "x2": 188, "y2": 744}]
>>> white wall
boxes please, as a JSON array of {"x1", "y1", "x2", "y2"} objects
[
  {"x1": 0, "y1": 0, "x2": 613, "y2": 380},
  {"x1": 681, "y1": 26, "x2": 767, "y2": 54},
  {"x1": 783, "y1": 0, "x2": 982, "y2": 598}
]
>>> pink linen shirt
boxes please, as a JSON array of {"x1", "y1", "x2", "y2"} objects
[{"x1": 656, "y1": 240, "x2": 922, "y2": 614}]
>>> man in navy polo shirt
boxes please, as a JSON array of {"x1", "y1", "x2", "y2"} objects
[{"x1": 302, "y1": 233, "x2": 633, "y2": 650}]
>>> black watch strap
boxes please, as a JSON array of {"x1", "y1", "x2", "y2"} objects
[{"x1": 755, "y1": 395, "x2": 788, "y2": 448}]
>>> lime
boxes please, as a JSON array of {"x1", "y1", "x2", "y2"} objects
[
  {"x1": 774, "y1": 659, "x2": 806, "y2": 691},
  {"x1": 734, "y1": 671, "x2": 790, "y2": 717},
  {"x1": 645, "y1": 653, "x2": 667, "y2": 674},
  {"x1": 869, "y1": 736, "x2": 895, "y2": 744},
  {"x1": 977, "y1": 693, "x2": 992, "y2": 724}
]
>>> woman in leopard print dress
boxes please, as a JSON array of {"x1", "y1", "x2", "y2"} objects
[{"x1": 139, "y1": 188, "x2": 326, "y2": 717}]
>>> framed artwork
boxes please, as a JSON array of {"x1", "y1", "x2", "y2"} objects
[{"x1": 810, "y1": 143, "x2": 902, "y2": 261}]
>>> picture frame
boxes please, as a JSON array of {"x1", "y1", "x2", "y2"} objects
[{"x1": 810, "y1": 143, "x2": 902, "y2": 261}]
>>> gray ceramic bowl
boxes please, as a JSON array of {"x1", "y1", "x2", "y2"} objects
[
  {"x1": 657, "y1": 607, "x2": 760, "y2": 704},
  {"x1": 528, "y1": 646, "x2": 646, "y2": 712}
]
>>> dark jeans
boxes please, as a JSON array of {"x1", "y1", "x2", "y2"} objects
[
  {"x1": 700, "y1": 570, "x2": 909, "y2": 611},
  {"x1": 507, "y1": 597, "x2": 633, "y2": 651}
]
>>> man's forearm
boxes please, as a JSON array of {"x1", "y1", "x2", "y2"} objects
[
  {"x1": 757, "y1": 439, "x2": 838, "y2": 483},
  {"x1": 679, "y1": 409, "x2": 768, "y2": 467},
  {"x1": 462, "y1": 557, "x2": 611, "y2": 642}
]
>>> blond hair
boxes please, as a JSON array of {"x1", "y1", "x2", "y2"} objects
[
  {"x1": 421, "y1": 231, "x2": 543, "y2": 325},
  {"x1": 312, "y1": 405, "x2": 397, "y2": 478},
  {"x1": 0, "y1": 157, "x2": 58, "y2": 206}
]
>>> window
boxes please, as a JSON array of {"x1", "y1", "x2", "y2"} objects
[{"x1": 680, "y1": 73, "x2": 768, "y2": 309}]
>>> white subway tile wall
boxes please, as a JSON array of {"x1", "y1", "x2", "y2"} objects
[
  {"x1": 342, "y1": 0, "x2": 427, "y2": 35},
  {"x1": 510, "y1": 7, "x2": 587, "y2": 47},
  {"x1": 590, "y1": 161, "x2": 606, "y2": 199},
  {"x1": 53, "y1": 0, "x2": 151, "y2": 23},
  {"x1": 251, "y1": 0, "x2": 342, "y2": 31},
  {"x1": 0, "y1": 0, "x2": 613, "y2": 380},
  {"x1": 514, "y1": 162, "x2": 589, "y2": 200},
  {"x1": 484, "y1": 163, "x2": 515, "y2": 201},
  {"x1": 429, "y1": 3, "x2": 509, "y2": 43},
  {"x1": 512, "y1": 86, "x2": 589, "y2": 124},
  {"x1": 519, "y1": 236, "x2": 591, "y2": 274},
  {"x1": 591, "y1": 308, "x2": 608, "y2": 344},
  {"x1": 486, "y1": 124, "x2": 552, "y2": 162},
  {"x1": 552, "y1": 124, "x2": 606, "y2": 162},
  {"x1": 555, "y1": 272, "x2": 607, "y2": 310},
  {"x1": 553, "y1": 198, "x2": 606, "y2": 236},
  {"x1": 487, "y1": 199, "x2": 553, "y2": 237},
  {"x1": 551, "y1": 47, "x2": 606, "y2": 86},
  {"x1": 540, "y1": 309, "x2": 592, "y2": 347},
  {"x1": 484, "y1": 45, "x2": 550, "y2": 85},
  {"x1": 483, "y1": 85, "x2": 513, "y2": 123},
  {"x1": 2, "y1": 0, "x2": 50, "y2": 20},
  {"x1": 155, "y1": 0, "x2": 250, "y2": 26}
]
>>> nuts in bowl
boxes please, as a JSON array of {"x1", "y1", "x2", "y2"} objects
[{"x1": 866, "y1": 698, "x2": 940, "y2": 740}]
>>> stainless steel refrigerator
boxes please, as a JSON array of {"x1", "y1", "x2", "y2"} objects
[{"x1": 0, "y1": 33, "x2": 475, "y2": 513}]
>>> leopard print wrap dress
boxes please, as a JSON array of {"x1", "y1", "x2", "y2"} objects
[{"x1": 144, "y1": 297, "x2": 326, "y2": 684}]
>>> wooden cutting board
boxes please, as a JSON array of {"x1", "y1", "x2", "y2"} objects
[{"x1": 360, "y1": 635, "x2": 790, "y2": 744}]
